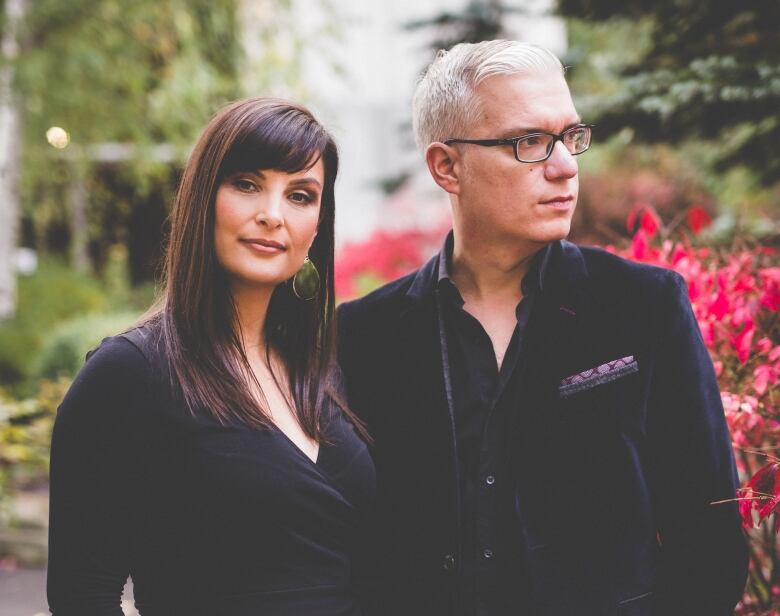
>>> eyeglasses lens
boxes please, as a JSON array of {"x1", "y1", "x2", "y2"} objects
[
  {"x1": 516, "y1": 135, "x2": 550, "y2": 162},
  {"x1": 515, "y1": 126, "x2": 591, "y2": 162},
  {"x1": 565, "y1": 127, "x2": 591, "y2": 153}
]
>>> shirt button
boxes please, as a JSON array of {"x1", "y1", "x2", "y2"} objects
[
  {"x1": 482, "y1": 548, "x2": 493, "y2": 560},
  {"x1": 485, "y1": 475, "x2": 496, "y2": 485},
  {"x1": 443, "y1": 553, "x2": 456, "y2": 571}
]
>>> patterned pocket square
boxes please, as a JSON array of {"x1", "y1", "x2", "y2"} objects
[{"x1": 559, "y1": 355, "x2": 639, "y2": 398}]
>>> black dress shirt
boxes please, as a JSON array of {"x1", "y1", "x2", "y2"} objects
[{"x1": 436, "y1": 233, "x2": 550, "y2": 616}]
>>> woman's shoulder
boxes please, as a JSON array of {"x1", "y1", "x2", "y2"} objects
[
  {"x1": 87, "y1": 316, "x2": 163, "y2": 365},
  {"x1": 60, "y1": 320, "x2": 167, "y2": 418}
]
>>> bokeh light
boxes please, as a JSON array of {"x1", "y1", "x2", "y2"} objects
[{"x1": 45, "y1": 126, "x2": 70, "y2": 149}]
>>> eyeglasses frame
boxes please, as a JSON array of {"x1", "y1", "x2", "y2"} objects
[{"x1": 443, "y1": 123, "x2": 595, "y2": 163}]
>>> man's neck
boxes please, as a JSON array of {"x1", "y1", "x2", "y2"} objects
[{"x1": 449, "y1": 234, "x2": 544, "y2": 305}]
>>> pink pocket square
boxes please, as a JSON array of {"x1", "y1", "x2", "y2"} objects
[{"x1": 559, "y1": 355, "x2": 638, "y2": 398}]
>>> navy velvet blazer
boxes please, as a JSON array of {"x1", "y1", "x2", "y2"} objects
[{"x1": 338, "y1": 239, "x2": 748, "y2": 616}]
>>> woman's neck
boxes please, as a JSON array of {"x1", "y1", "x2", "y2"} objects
[{"x1": 230, "y1": 281, "x2": 275, "y2": 359}]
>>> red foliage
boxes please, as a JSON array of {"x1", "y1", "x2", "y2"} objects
[
  {"x1": 627, "y1": 203, "x2": 662, "y2": 237},
  {"x1": 687, "y1": 206, "x2": 713, "y2": 235},
  {"x1": 335, "y1": 227, "x2": 448, "y2": 300}
]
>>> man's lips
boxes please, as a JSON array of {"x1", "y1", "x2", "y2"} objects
[
  {"x1": 240, "y1": 238, "x2": 287, "y2": 253},
  {"x1": 540, "y1": 195, "x2": 574, "y2": 206}
]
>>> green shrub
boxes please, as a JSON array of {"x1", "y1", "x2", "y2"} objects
[
  {"x1": 0, "y1": 378, "x2": 70, "y2": 523},
  {"x1": 0, "y1": 251, "x2": 155, "y2": 391},
  {"x1": 34, "y1": 311, "x2": 140, "y2": 380},
  {"x1": 0, "y1": 259, "x2": 109, "y2": 385}
]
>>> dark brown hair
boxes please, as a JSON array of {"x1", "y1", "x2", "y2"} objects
[{"x1": 150, "y1": 97, "x2": 364, "y2": 441}]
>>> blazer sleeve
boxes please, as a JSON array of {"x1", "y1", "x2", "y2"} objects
[
  {"x1": 646, "y1": 272, "x2": 748, "y2": 615},
  {"x1": 47, "y1": 336, "x2": 153, "y2": 615}
]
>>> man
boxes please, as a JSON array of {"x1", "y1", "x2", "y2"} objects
[{"x1": 339, "y1": 40, "x2": 747, "y2": 615}]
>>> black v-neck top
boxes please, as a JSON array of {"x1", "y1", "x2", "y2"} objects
[{"x1": 47, "y1": 325, "x2": 376, "y2": 616}]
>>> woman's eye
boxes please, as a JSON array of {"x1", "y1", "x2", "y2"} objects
[
  {"x1": 289, "y1": 191, "x2": 315, "y2": 205},
  {"x1": 233, "y1": 178, "x2": 257, "y2": 192}
]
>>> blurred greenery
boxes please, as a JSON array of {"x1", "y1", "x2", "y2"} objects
[
  {"x1": 8, "y1": 0, "x2": 332, "y2": 278},
  {"x1": 564, "y1": 10, "x2": 779, "y2": 236},
  {"x1": 0, "y1": 248, "x2": 152, "y2": 394},
  {"x1": 34, "y1": 311, "x2": 139, "y2": 381},
  {"x1": 558, "y1": 0, "x2": 780, "y2": 186},
  {"x1": 0, "y1": 378, "x2": 69, "y2": 524}
]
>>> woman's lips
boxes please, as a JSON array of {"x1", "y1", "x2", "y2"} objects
[{"x1": 241, "y1": 239, "x2": 286, "y2": 254}]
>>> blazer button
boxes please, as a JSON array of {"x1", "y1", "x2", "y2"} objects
[{"x1": 442, "y1": 553, "x2": 456, "y2": 571}]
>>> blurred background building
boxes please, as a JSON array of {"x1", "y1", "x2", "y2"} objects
[{"x1": 279, "y1": 0, "x2": 567, "y2": 242}]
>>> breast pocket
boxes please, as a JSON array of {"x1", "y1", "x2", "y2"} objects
[
  {"x1": 559, "y1": 356, "x2": 639, "y2": 399},
  {"x1": 551, "y1": 356, "x2": 648, "y2": 470},
  {"x1": 557, "y1": 356, "x2": 642, "y2": 418}
]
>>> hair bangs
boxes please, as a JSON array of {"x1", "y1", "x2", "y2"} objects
[{"x1": 219, "y1": 109, "x2": 329, "y2": 180}]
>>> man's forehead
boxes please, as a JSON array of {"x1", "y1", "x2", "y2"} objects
[{"x1": 473, "y1": 72, "x2": 578, "y2": 133}]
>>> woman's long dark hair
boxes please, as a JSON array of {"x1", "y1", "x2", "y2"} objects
[{"x1": 149, "y1": 97, "x2": 365, "y2": 441}]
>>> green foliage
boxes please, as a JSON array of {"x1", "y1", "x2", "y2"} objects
[
  {"x1": 0, "y1": 251, "x2": 151, "y2": 389},
  {"x1": 9, "y1": 0, "x2": 325, "y2": 268},
  {"x1": 558, "y1": 0, "x2": 780, "y2": 185},
  {"x1": 0, "y1": 378, "x2": 69, "y2": 521},
  {"x1": 0, "y1": 259, "x2": 109, "y2": 384},
  {"x1": 34, "y1": 311, "x2": 139, "y2": 380},
  {"x1": 17, "y1": 0, "x2": 240, "y2": 147}
]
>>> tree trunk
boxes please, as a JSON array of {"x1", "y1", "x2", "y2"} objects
[
  {"x1": 69, "y1": 158, "x2": 90, "y2": 272},
  {"x1": 0, "y1": 0, "x2": 27, "y2": 320}
]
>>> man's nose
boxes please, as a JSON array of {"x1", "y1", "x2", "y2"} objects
[
  {"x1": 254, "y1": 193, "x2": 284, "y2": 228},
  {"x1": 543, "y1": 141, "x2": 578, "y2": 181}
]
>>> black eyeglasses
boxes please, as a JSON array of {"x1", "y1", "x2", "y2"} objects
[{"x1": 444, "y1": 124, "x2": 594, "y2": 163}]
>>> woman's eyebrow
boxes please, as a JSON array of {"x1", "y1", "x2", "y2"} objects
[{"x1": 288, "y1": 177, "x2": 322, "y2": 189}]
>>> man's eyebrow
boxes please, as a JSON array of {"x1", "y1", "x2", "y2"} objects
[{"x1": 499, "y1": 119, "x2": 583, "y2": 138}]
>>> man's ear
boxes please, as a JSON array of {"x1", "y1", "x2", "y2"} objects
[{"x1": 425, "y1": 142, "x2": 461, "y2": 195}]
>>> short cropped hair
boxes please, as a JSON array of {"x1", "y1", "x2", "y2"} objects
[{"x1": 412, "y1": 40, "x2": 565, "y2": 152}]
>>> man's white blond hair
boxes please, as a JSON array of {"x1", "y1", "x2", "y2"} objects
[{"x1": 412, "y1": 40, "x2": 565, "y2": 153}]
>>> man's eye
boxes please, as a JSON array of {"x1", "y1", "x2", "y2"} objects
[
  {"x1": 518, "y1": 135, "x2": 544, "y2": 148},
  {"x1": 233, "y1": 178, "x2": 257, "y2": 192}
]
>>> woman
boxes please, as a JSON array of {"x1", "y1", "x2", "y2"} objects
[{"x1": 47, "y1": 98, "x2": 375, "y2": 615}]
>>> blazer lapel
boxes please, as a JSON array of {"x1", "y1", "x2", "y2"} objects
[
  {"x1": 397, "y1": 254, "x2": 462, "y2": 555},
  {"x1": 397, "y1": 253, "x2": 456, "y2": 442},
  {"x1": 523, "y1": 241, "x2": 593, "y2": 409}
]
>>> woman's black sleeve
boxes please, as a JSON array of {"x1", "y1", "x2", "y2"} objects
[{"x1": 47, "y1": 336, "x2": 153, "y2": 615}]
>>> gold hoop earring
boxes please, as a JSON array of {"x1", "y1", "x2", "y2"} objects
[{"x1": 292, "y1": 256, "x2": 320, "y2": 301}]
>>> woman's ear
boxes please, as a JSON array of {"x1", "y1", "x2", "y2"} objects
[{"x1": 425, "y1": 142, "x2": 461, "y2": 196}]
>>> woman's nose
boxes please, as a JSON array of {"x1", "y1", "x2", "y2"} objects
[{"x1": 254, "y1": 194, "x2": 284, "y2": 228}]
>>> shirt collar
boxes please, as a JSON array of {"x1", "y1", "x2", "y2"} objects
[{"x1": 436, "y1": 230, "x2": 551, "y2": 299}]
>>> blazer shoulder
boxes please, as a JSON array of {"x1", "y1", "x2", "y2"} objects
[
  {"x1": 338, "y1": 269, "x2": 418, "y2": 323},
  {"x1": 577, "y1": 244, "x2": 684, "y2": 295}
]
